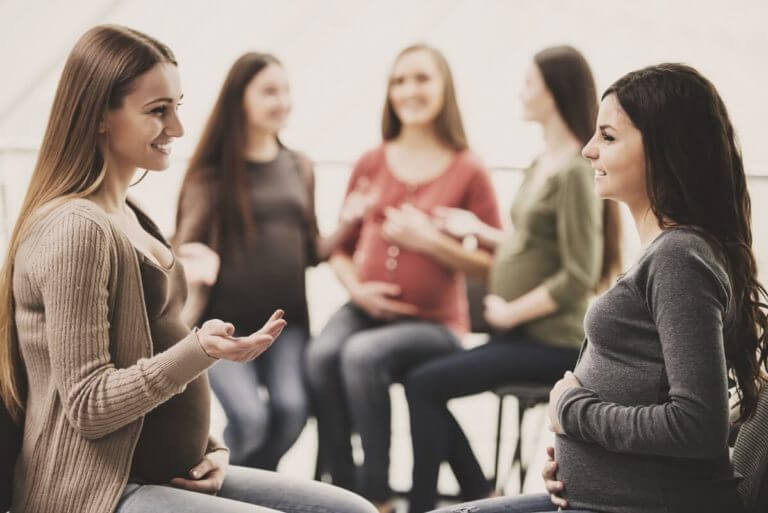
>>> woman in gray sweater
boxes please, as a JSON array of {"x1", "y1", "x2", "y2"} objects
[{"x1": 428, "y1": 65, "x2": 767, "y2": 513}]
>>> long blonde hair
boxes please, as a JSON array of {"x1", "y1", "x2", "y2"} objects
[{"x1": 0, "y1": 24, "x2": 176, "y2": 423}]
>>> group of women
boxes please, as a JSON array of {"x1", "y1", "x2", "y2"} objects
[{"x1": 0, "y1": 22, "x2": 765, "y2": 513}]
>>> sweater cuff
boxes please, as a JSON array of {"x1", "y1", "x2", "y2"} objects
[
  {"x1": 556, "y1": 386, "x2": 597, "y2": 438},
  {"x1": 154, "y1": 331, "x2": 218, "y2": 388}
]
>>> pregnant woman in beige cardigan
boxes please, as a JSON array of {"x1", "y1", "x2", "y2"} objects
[{"x1": 0, "y1": 24, "x2": 376, "y2": 513}]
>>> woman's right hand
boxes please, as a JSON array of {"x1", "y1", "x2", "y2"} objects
[
  {"x1": 197, "y1": 310, "x2": 286, "y2": 361},
  {"x1": 350, "y1": 281, "x2": 418, "y2": 320},
  {"x1": 542, "y1": 446, "x2": 568, "y2": 509}
]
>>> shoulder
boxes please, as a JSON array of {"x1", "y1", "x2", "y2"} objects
[
  {"x1": 557, "y1": 157, "x2": 594, "y2": 186},
  {"x1": 637, "y1": 228, "x2": 731, "y2": 306},
  {"x1": 353, "y1": 145, "x2": 386, "y2": 173},
  {"x1": 453, "y1": 149, "x2": 490, "y2": 177},
  {"x1": 18, "y1": 198, "x2": 113, "y2": 272}
]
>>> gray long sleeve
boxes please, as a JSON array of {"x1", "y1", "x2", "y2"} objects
[{"x1": 553, "y1": 228, "x2": 741, "y2": 513}]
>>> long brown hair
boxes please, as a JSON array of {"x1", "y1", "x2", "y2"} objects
[
  {"x1": 604, "y1": 63, "x2": 768, "y2": 421},
  {"x1": 177, "y1": 53, "x2": 281, "y2": 248},
  {"x1": 534, "y1": 45, "x2": 623, "y2": 290},
  {"x1": 381, "y1": 44, "x2": 468, "y2": 151},
  {"x1": 0, "y1": 25, "x2": 176, "y2": 423}
]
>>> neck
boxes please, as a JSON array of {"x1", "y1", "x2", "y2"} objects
[
  {"x1": 243, "y1": 128, "x2": 279, "y2": 161},
  {"x1": 88, "y1": 155, "x2": 136, "y2": 214},
  {"x1": 630, "y1": 199, "x2": 663, "y2": 247},
  {"x1": 540, "y1": 113, "x2": 581, "y2": 157},
  {"x1": 395, "y1": 124, "x2": 444, "y2": 150}
]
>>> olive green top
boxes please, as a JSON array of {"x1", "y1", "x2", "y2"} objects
[{"x1": 489, "y1": 156, "x2": 603, "y2": 348}]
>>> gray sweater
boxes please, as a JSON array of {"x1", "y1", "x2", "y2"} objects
[{"x1": 555, "y1": 228, "x2": 744, "y2": 513}]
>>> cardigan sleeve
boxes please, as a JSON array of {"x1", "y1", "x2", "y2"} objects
[{"x1": 34, "y1": 212, "x2": 216, "y2": 440}]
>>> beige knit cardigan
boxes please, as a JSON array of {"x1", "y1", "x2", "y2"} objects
[{"x1": 11, "y1": 198, "x2": 219, "y2": 513}]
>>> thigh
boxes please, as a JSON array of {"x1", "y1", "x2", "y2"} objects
[
  {"x1": 115, "y1": 482, "x2": 282, "y2": 513},
  {"x1": 341, "y1": 320, "x2": 460, "y2": 380},
  {"x1": 306, "y1": 303, "x2": 374, "y2": 367},
  {"x1": 428, "y1": 493, "x2": 559, "y2": 513},
  {"x1": 219, "y1": 465, "x2": 376, "y2": 513},
  {"x1": 258, "y1": 325, "x2": 309, "y2": 402},
  {"x1": 209, "y1": 359, "x2": 268, "y2": 420},
  {"x1": 408, "y1": 333, "x2": 579, "y2": 402}
]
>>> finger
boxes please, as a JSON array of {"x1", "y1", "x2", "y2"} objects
[
  {"x1": 267, "y1": 309, "x2": 285, "y2": 322},
  {"x1": 207, "y1": 320, "x2": 235, "y2": 337},
  {"x1": 542, "y1": 460, "x2": 558, "y2": 479},
  {"x1": 549, "y1": 493, "x2": 568, "y2": 508},
  {"x1": 379, "y1": 298, "x2": 419, "y2": 316},
  {"x1": 368, "y1": 282, "x2": 402, "y2": 297},
  {"x1": 189, "y1": 457, "x2": 215, "y2": 479},
  {"x1": 170, "y1": 477, "x2": 219, "y2": 494},
  {"x1": 546, "y1": 446, "x2": 555, "y2": 459},
  {"x1": 259, "y1": 318, "x2": 287, "y2": 338},
  {"x1": 545, "y1": 479, "x2": 564, "y2": 494}
]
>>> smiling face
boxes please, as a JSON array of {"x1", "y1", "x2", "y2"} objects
[
  {"x1": 582, "y1": 93, "x2": 647, "y2": 209},
  {"x1": 243, "y1": 62, "x2": 292, "y2": 134},
  {"x1": 388, "y1": 48, "x2": 446, "y2": 128},
  {"x1": 101, "y1": 62, "x2": 184, "y2": 172}
]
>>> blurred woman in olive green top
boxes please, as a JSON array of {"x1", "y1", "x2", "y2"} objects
[{"x1": 403, "y1": 46, "x2": 622, "y2": 512}]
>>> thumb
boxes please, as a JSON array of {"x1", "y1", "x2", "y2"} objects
[{"x1": 189, "y1": 456, "x2": 214, "y2": 479}]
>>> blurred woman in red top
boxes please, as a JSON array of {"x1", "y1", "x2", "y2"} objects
[{"x1": 305, "y1": 44, "x2": 501, "y2": 513}]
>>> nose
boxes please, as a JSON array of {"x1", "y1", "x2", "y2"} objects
[
  {"x1": 166, "y1": 109, "x2": 184, "y2": 138},
  {"x1": 582, "y1": 134, "x2": 598, "y2": 161}
]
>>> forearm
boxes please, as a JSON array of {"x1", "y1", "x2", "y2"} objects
[
  {"x1": 425, "y1": 233, "x2": 493, "y2": 283},
  {"x1": 507, "y1": 285, "x2": 559, "y2": 326},
  {"x1": 475, "y1": 223, "x2": 506, "y2": 250},
  {"x1": 330, "y1": 254, "x2": 360, "y2": 294},
  {"x1": 316, "y1": 222, "x2": 359, "y2": 262}
]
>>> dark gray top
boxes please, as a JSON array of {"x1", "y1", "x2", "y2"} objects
[
  {"x1": 555, "y1": 228, "x2": 744, "y2": 513},
  {"x1": 204, "y1": 148, "x2": 318, "y2": 332}
]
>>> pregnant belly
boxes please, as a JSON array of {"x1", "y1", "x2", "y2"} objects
[{"x1": 130, "y1": 377, "x2": 211, "y2": 484}]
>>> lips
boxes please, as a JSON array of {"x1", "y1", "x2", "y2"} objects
[{"x1": 151, "y1": 142, "x2": 171, "y2": 155}]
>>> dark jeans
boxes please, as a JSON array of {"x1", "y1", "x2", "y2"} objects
[
  {"x1": 305, "y1": 303, "x2": 460, "y2": 503},
  {"x1": 405, "y1": 331, "x2": 580, "y2": 513},
  {"x1": 427, "y1": 493, "x2": 597, "y2": 513},
  {"x1": 209, "y1": 326, "x2": 310, "y2": 470},
  {"x1": 116, "y1": 465, "x2": 377, "y2": 513}
]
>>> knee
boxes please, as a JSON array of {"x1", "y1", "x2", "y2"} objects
[
  {"x1": 271, "y1": 395, "x2": 309, "y2": 433},
  {"x1": 404, "y1": 367, "x2": 438, "y2": 404},
  {"x1": 340, "y1": 334, "x2": 381, "y2": 382},
  {"x1": 305, "y1": 338, "x2": 340, "y2": 386}
]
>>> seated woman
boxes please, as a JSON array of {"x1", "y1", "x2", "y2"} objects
[
  {"x1": 403, "y1": 45, "x2": 622, "y2": 513},
  {"x1": 304, "y1": 44, "x2": 501, "y2": 513},
  {"x1": 0, "y1": 24, "x2": 376, "y2": 513},
  {"x1": 427, "y1": 63, "x2": 766, "y2": 513}
]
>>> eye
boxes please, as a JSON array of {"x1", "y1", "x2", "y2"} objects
[
  {"x1": 601, "y1": 131, "x2": 615, "y2": 142},
  {"x1": 150, "y1": 105, "x2": 168, "y2": 116}
]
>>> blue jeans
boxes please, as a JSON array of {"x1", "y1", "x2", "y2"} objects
[
  {"x1": 116, "y1": 465, "x2": 377, "y2": 513},
  {"x1": 405, "y1": 332, "x2": 580, "y2": 513},
  {"x1": 427, "y1": 493, "x2": 597, "y2": 513},
  {"x1": 209, "y1": 326, "x2": 309, "y2": 470},
  {"x1": 305, "y1": 303, "x2": 460, "y2": 503}
]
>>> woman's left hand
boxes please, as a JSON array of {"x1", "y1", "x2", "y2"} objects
[
  {"x1": 382, "y1": 203, "x2": 439, "y2": 253},
  {"x1": 170, "y1": 449, "x2": 229, "y2": 494},
  {"x1": 483, "y1": 294, "x2": 518, "y2": 330},
  {"x1": 548, "y1": 371, "x2": 581, "y2": 434}
]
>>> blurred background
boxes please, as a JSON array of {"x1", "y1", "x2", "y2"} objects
[{"x1": 2, "y1": 0, "x2": 766, "y2": 502}]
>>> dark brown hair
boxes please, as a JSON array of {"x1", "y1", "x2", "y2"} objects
[
  {"x1": 381, "y1": 44, "x2": 467, "y2": 151},
  {"x1": 604, "y1": 63, "x2": 768, "y2": 421},
  {"x1": 177, "y1": 52, "x2": 281, "y2": 246},
  {"x1": 535, "y1": 45, "x2": 623, "y2": 289}
]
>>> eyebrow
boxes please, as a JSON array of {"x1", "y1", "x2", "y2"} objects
[
  {"x1": 143, "y1": 93, "x2": 184, "y2": 107},
  {"x1": 599, "y1": 124, "x2": 616, "y2": 131}
]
